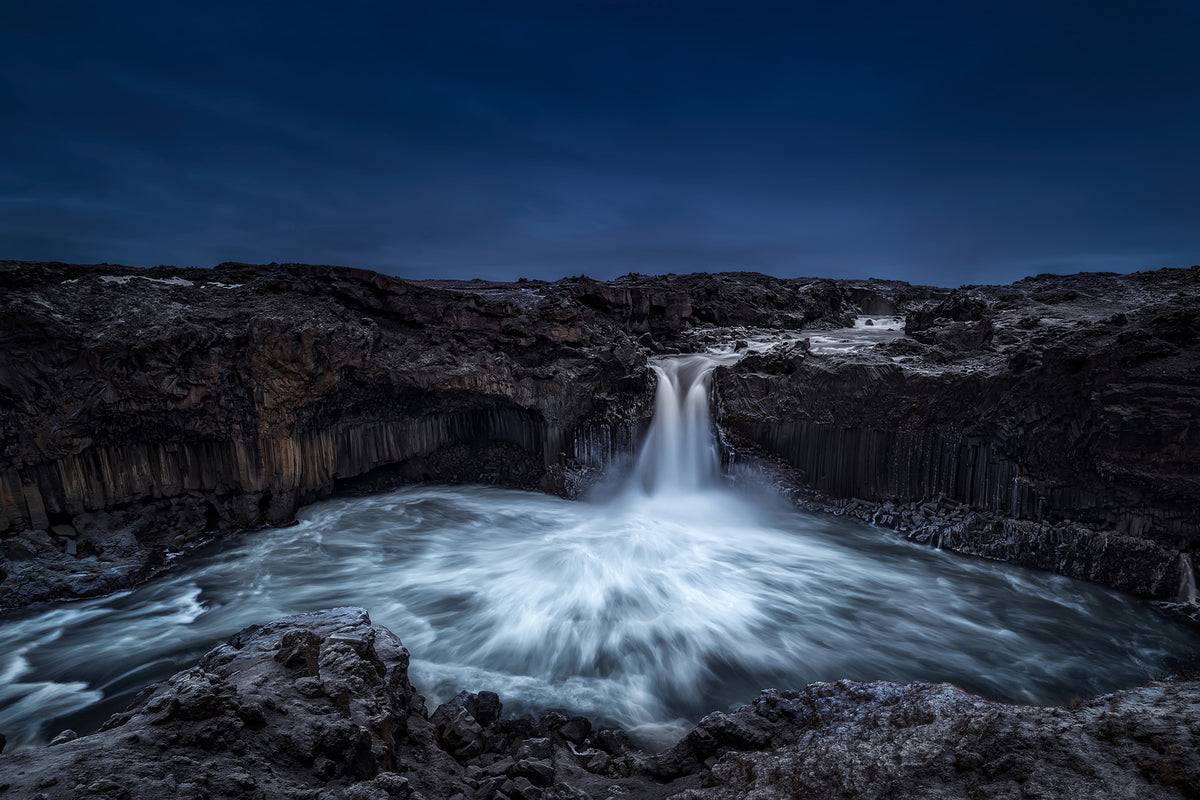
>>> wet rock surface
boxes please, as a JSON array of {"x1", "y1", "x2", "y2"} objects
[{"x1": 1, "y1": 608, "x2": 1197, "y2": 799}]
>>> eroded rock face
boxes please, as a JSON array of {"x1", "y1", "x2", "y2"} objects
[
  {"x1": 0, "y1": 263, "x2": 883, "y2": 609},
  {"x1": 0, "y1": 608, "x2": 434, "y2": 798},
  {"x1": 2, "y1": 261, "x2": 1198, "y2": 611},
  {"x1": 716, "y1": 267, "x2": 1200, "y2": 602},
  {"x1": 670, "y1": 679, "x2": 1200, "y2": 800},
  {"x1": 0, "y1": 608, "x2": 1196, "y2": 800}
]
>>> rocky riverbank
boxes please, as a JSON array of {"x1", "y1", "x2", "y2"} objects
[
  {"x1": 711, "y1": 266, "x2": 1200, "y2": 608},
  {"x1": 1, "y1": 608, "x2": 1196, "y2": 799},
  {"x1": 0, "y1": 262, "x2": 887, "y2": 609},
  {"x1": 1, "y1": 261, "x2": 1197, "y2": 612},
  {"x1": 3, "y1": 264, "x2": 1200, "y2": 796}
]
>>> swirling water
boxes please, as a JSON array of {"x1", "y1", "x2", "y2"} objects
[{"x1": 0, "y1": 355, "x2": 1197, "y2": 750}]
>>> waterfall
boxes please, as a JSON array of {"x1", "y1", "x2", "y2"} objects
[
  {"x1": 1178, "y1": 553, "x2": 1198, "y2": 604},
  {"x1": 627, "y1": 353, "x2": 738, "y2": 496}
]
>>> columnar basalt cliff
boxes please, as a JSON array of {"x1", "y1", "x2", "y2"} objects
[
  {"x1": 0, "y1": 262, "x2": 875, "y2": 607},
  {"x1": 3, "y1": 263, "x2": 1200, "y2": 797},
  {"x1": 1, "y1": 261, "x2": 1198, "y2": 610},
  {"x1": 1, "y1": 608, "x2": 1197, "y2": 799},
  {"x1": 714, "y1": 268, "x2": 1200, "y2": 603},
  {"x1": 0, "y1": 265, "x2": 624, "y2": 605}
]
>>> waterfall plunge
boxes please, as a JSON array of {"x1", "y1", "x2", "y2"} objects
[
  {"x1": 3, "y1": 354, "x2": 1198, "y2": 751},
  {"x1": 627, "y1": 353, "x2": 739, "y2": 497},
  {"x1": 1179, "y1": 553, "x2": 1198, "y2": 604}
]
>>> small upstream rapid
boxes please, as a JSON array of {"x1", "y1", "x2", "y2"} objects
[{"x1": 1, "y1": 355, "x2": 1197, "y2": 749}]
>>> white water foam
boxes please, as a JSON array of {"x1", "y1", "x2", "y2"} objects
[
  {"x1": 627, "y1": 353, "x2": 738, "y2": 496},
  {"x1": 1, "y1": 355, "x2": 1197, "y2": 750},
  {"x1": 1178, "y1": 553, "x2": 1198, "y2": 604}
]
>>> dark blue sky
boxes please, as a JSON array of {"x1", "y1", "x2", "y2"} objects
[{"x1": 2, "y1": 1, "x2": 1198, "y2": 285}]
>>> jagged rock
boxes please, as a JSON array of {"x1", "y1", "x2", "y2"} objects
[
  {"x1": 558, "y1": 716, "x2": 591, "y2": 745},
  {"x1": 719, "y1": 267, "x2": 1200, "y2": 602},
  {"x1": 515, "y1": 737, "x2": 554, "y2": 760},
  {"x1": 646, "y1": 711, "x2": 772, "y2": 779},
  {"x1": 46, "y1": 730, "x2": 76, "y2": 747},
  {"x1": 905, "y1": 289, "x2": 996, "y2": 351},
  {"x1": 276, "y1": 628, "x2": 323, "y2": 674},
  {"x1": 0, "y1": 608, "x2": 458, "y2": 798},
  {"x1": 672, "y1": 680, "x2": 1200, "y2": 800},
  {"x1": 431, "y1": 690, "x2": 503, "y2": 761},
  {"x1": 905, "y1": 287, "x2": 992, "y2": 328},
  {"x1": 1, "y1": 263, "x2": 888, "y2": 610},
  {"x1": 0, "y1": 609, "x2": 1198, "y2": 800},
  {"x1": 471, "y1": 690, "x2": 503, "y2": 726},
  {"x1": 5, "y1": 261, "x2": 1196, "y2": 613},
  {"x1": 511, "y1": 757, "x2": 556, "y2": 787}
]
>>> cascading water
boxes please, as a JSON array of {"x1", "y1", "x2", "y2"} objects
[
  {"x1": 627, "y1": 354, "x2": 737, "y2": 495},
  {"x1": 0, "y1": 353, "x2": 1198, "y2": 750},
  {"x1": 1178, "y1": 553, "x2": 1198, "y2": 604}
]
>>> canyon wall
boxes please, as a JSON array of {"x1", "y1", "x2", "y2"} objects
[
  {"x1": 0, "y1": 265, "x2": 633, "y2": 604},
  {"x1": 716, "y1": 268, "x2": 1200, "y2": 601},
  {"x1": 0, "y1": 263, "x2": 872, "y2": 606},
  {"x1": 1, "y1": 261, "x2": 1197, "y2": 608}
]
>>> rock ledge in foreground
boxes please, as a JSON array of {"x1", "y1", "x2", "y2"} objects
[{"x1": 0, "y1": 608, "x2": 1197, "y2": 800}]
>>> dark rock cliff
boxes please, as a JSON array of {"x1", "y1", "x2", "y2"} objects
[
  {"x1": 0, "y1": 264, "x2": 638, "y2": 606},
  {"x1": 716, "y1": 267, "x2": 1200, "y2": 602},
  {"x1": 0, "y1": 262, "x2": 877, "y2": 608},
  {"x1": 1, "y1": 261, "x2": 1198, "y2": 609},
  {"x1": 2, "y1": 264, "x2": 1199, "y2": 796},
  {"x1": 1, "y1": 608, "x2": 1196, "y2": 799}
]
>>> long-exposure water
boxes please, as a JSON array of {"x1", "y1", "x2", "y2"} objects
[{"x1": 1, "y1": 354, "x2": 1197, "y2": 750}]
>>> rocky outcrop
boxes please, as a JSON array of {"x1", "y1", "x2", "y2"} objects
[
  {"x1": 716, "y1": 267, "x2": 1200, "y2": 602},
  {"x1": 0, "y1": 263, "x2": 895, "y2": 609},
  {"x1": 1, "y1": 608, "x2": 1197, "y2": 799},
  {"x1": 666, "y1": 678, "x2": 1200, "y2": 800},
  {"x1": 2, "y1": 261, "x2": 1199, "y2": 610},
  {"x1": 0, "y1": 263, "x2": 646, "y2": 522},
  {"x1": 0, "y1": 265, "x2": 656, "y2": 608},
  {"x1": 557, "y1": 272, "x2": 899, "y2": 333}
]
